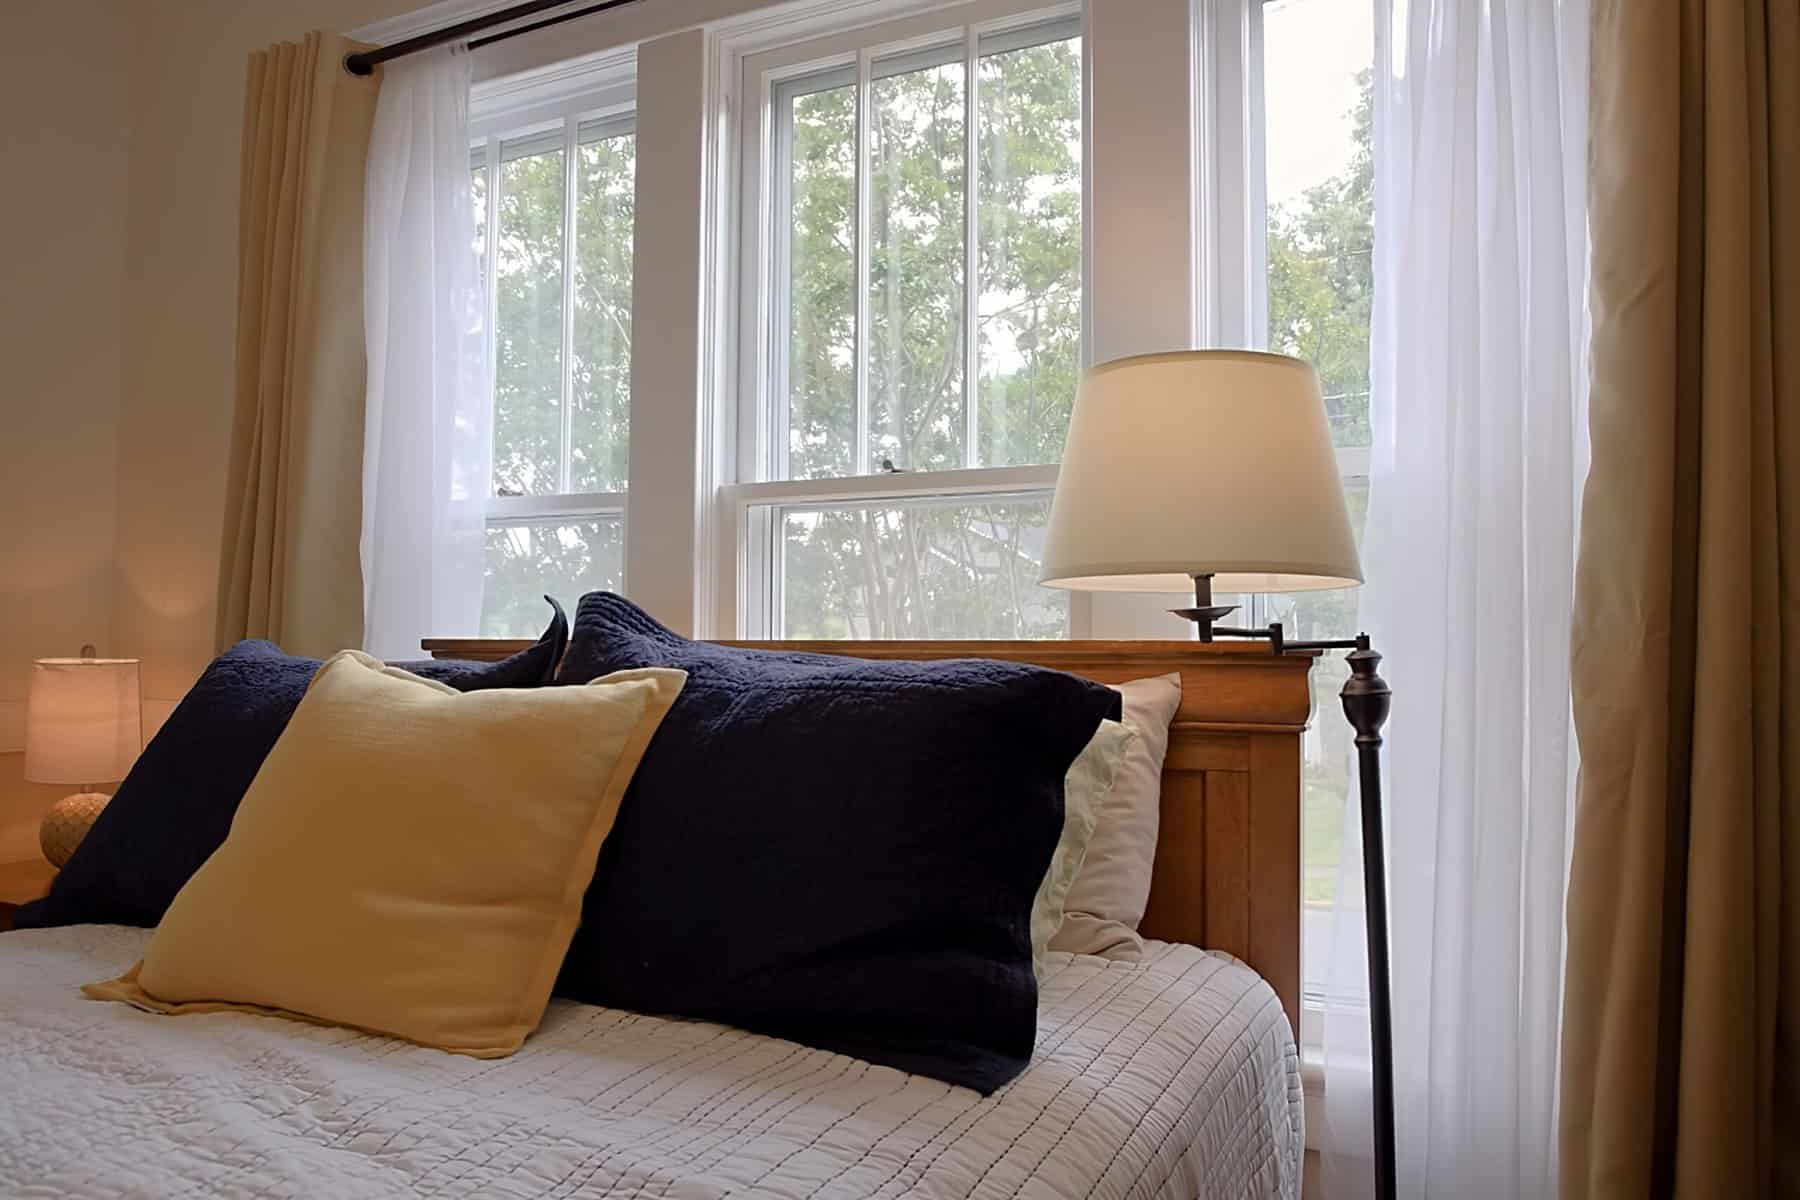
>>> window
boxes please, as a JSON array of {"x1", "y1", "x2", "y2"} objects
[
  {"x1": 729, "y1": 3, "x2": 1084, "y2": 638},
  {"x1": 1252, "y1": 0, "x2": 1375, "y2": 1004},
  {"x1": 471, "y1": 111, "x2": 635, "y2": 635}
]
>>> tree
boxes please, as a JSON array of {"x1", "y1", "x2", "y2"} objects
[
  {"x1": 1261, "y1": 69, "x2": 1376, "y2": 902},
  {"x1": 478, "y1": 132, "x2": 635, "y2": 636},
  {"x1": 474, "y1": 52, "x2": 1375, "y2": 648},
  {"x1": 781, "y1": 40, "x2": 1084, "y2": 638},
  {"x1": 1266, "y1": 68, "x2": 1374, "y2": 450}
]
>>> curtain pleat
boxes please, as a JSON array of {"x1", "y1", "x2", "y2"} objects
[
  {"x1": 1561, "y1": 0, "x2": 1800, "y2": 1194},
  {"x1": 215, "y1": 32, "x2": 379, "y2": 658}
]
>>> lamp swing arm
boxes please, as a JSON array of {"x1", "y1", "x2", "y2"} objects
[{"x1": 1206, "y1": 620, "x2": 1370, "y2": 658}]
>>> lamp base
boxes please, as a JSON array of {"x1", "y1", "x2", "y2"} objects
[{"x1": 40, "y1": 791, "x2": 110, "y2": 868}]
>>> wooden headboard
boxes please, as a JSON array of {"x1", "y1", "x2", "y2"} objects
[{"x1": 424, "y1": 637, "x2": 1315, "y2": 1033}]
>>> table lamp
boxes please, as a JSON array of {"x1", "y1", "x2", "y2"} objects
[
  {"x1": 1041, "y1": 349, "x2": 1397, "y2": 1200},
  {"x1": 25, "y1": 647, "x2": 142, "y2": 867}
]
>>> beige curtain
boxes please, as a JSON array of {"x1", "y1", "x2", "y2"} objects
[
  {"x1": 1562, "y1": 1, "x2": 1799, "y2": 1196},
  {"x1": 214, "y1": 32, "x2": 379, "y2": 658}
]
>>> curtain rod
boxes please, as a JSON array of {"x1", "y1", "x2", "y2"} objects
[{"x1": 345, "y1": 0, "x2": 649, "y2": 76}]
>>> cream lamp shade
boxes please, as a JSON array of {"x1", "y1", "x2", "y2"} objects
[
  {"x1": 24, "y1": 654, "x2": 142, "y2": 786},
  {"x1": 1040, "y1": 350, "x2": 1362, "y2": 594}
]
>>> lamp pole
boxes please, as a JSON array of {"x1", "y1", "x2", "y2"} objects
[
  {"x1": 1199, "y1": 621, "x2": 1398, "y2": 1200},
  {"x1": 1340, "y1": 641, "x2": 1396, "y2": 1200}
]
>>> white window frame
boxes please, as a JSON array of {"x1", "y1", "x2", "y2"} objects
[
  {"x1": 470, "y1": 56, "x2": 638, "y2": 595},
  {"x1": 718, "y1": 0, "x2": 1088, "y2": 639},
  {"x1": 375, "y1": 0, "x2": 1362, "y2": 1117},
  {"x1": 1228, "y1": 0, "x2": 1375, "y2": 1094}
]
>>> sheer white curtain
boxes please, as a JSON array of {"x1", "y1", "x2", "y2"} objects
[
  {"x1": 1320, "y1": 1, "x2": 1589, "y2": 1196},
  {"x1": 361, "y1": 47, "x2": 490, "y2": 659}
]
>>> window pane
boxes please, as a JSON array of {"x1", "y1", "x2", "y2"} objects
[
  {"x1": 784, "y1": 83, "x2": 857, "y2": 480},
  {"x1": 481, "y1": 517, "x2": 623, "y2": 636},
  {"x1": 571, "y1": 132, "x2": 635, "y2": 493},
  {"x1": 776, "y1": 494, "x2": 1067, "y2": 638},
  {"x1": 1253, "y1": 480, "x2": 1367, "y2": 999},
  {"x1": 494, "y1": 145, "x2": 566, "y2": 497},
  {"x1": 868, "y1": 58, "x2": 965, "y2": 472},
  {"x1": 1263, "y1": 0, "x2": 1374, "y2": 450},
  {"x1": 1262, "y1": 0, "x2": 1375, "y2": 997},
  {"x1": 977, "y1": 35, "x2": 1083, "y2": 467}
]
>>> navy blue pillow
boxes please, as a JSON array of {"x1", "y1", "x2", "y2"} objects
[
  {"x1": 14, "y1": 599, "x2": 568, "y2": 931},
  {"x1": 554, "y1": 593, "x2": 1119, "y2": 1094}
]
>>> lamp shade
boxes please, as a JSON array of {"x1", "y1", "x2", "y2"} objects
[
  {"x1": 24, "y1": 657, "x2": 142, "y2": 786},
  {"x1": 1040, "y1": 350, "x2": 1362, "y2": 594}
]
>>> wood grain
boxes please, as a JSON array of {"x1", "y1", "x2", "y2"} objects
[{"x1": 424, "y1": 636, "x2": 1313, "y2": 1033}]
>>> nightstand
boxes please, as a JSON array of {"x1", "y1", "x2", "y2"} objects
[{"x1": 0, "y1": 858, "x2": 57, "y2": 932}]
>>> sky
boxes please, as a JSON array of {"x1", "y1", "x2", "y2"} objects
[{"x1": 1263, "y1": 0, "x2": 1375, "y2": 206}]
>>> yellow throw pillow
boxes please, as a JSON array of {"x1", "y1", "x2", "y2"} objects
[{"x1": 85, "y1": 651, "x2": 686, "y2": 1058}]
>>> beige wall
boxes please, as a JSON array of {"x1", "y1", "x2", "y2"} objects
[
  {"x1": 0, "y1": 0, "x2": 734, "y2": 860},
  {"x1": 0, "y1": 0, "x2": 422, "y2": 856},
  {"x1": 0, "y1": 0, "x2": 137, "y2": 854},
  {"x1": 113, "y1": 0, "x2": 419, "y2": 720},
  {"x1": 104, "y1": 0, "x2": 759, "y2": 710}
]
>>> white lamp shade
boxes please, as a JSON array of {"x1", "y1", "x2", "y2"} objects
[
  {"x1": 24, "y1": 658, "x2": 142, "y2": 786},
  {"x1": 1040, "y1": 350, "x2": 1363, "y2": 593}
]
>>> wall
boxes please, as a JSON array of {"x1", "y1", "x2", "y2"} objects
[
  {"x1": 105, "y1": 0, "x2": 772, "y2": 710},
  {"x1": 0, "y1": 0, "x2": 809, "y2": 857},
  {"x1": 110, "y1": 0, "x2": 423, "y2": 724},
  {"x1": 1, "y1": 0, "x2": 430, "y2": 857},
  {"x1": 0, "y1": 0, "x2": 138, "y2": 857}
]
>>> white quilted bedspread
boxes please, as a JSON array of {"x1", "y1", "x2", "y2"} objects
[{"x1": 0, "y1": 927, "x2": 1300, "y2": 1199}]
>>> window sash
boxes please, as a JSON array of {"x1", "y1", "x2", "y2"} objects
[
  {"x1": 472, "y1": 111, "x2": 637, "y2": 513},
  {"x1": 487, "y1": 492, "x2": 626, "y2": 522},
  {"x1": 729, "y1": 2, "x2": 1086, "y2": 637},
  {"x1": 724, "y1": 464, "x2": 1060, "y2": 637},
  {"x1": 748, "y1": 3, "x2": 1083, "y2": 488},
  {"x1": 726, "y1": 0, "x2": 1368, "y2": 619}
]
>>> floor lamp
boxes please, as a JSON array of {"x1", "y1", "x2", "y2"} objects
[{"x1": 1040, "y1": 349, "x2": 1397, "y2": 1200}]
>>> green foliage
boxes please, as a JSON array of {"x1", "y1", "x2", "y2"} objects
[
  {"x1": 782, "y1": 499, "x2": 1067, "y2": 639},
  {"x1": 471, "y1": 54, "x2": 1376, "y2": 649},
  {"x1": 976, "y1": 42, "x2": 1083, "y2": 469},
  {"x1": 787, "y1": 85, "x2": 857, "y2": 479},
  {"x1": 781, "y1": 40, "x2": 1084, "y2": 638},
  {"x1": 1262, "y1": 70, "x2": 1377, "y2": 904},
  {"x1": 491, "y1": 148, "x2": 564, "y2": 497},
  {"x1": 482, "y1": 518, "x2": 625, "y2": 638},
  {"x1": 1266, "y1": 69, "x2": 1374, "y2": 448}
]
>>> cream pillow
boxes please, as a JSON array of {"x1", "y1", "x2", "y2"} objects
[
  {"x1": 85, "y1": 651, "x2": 686, "y2": 1058},
  {"x1": 1030, "y1": 718, "x2": 1134, "y2": 980},
  {"x1": 1049, "y1": 672, "x2": 1182, "y2": 960}
]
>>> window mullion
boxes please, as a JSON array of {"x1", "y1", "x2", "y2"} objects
[
  {"x1": 962, "y1": 24, "x2": 980, "y2": 469},
  {"x1": 769, "y1": 508, "x2": 788, "y2": 638},
  {"x1": 558, "y1": 116, "x2": 579, "y2": 495},
  {"x1": 853, "y1": 49, "x2": 873, "y2": 477},
  {"x1": 485, "y1": 136, "x2": 501, "y2": 500},
  {"x1": 771, "y1": 90, "x2": 794, "y2": 483}
]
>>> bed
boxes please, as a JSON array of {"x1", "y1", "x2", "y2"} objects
[{"x1": 0, "y1": 639, "x2": 1312, "y2": 1198}]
